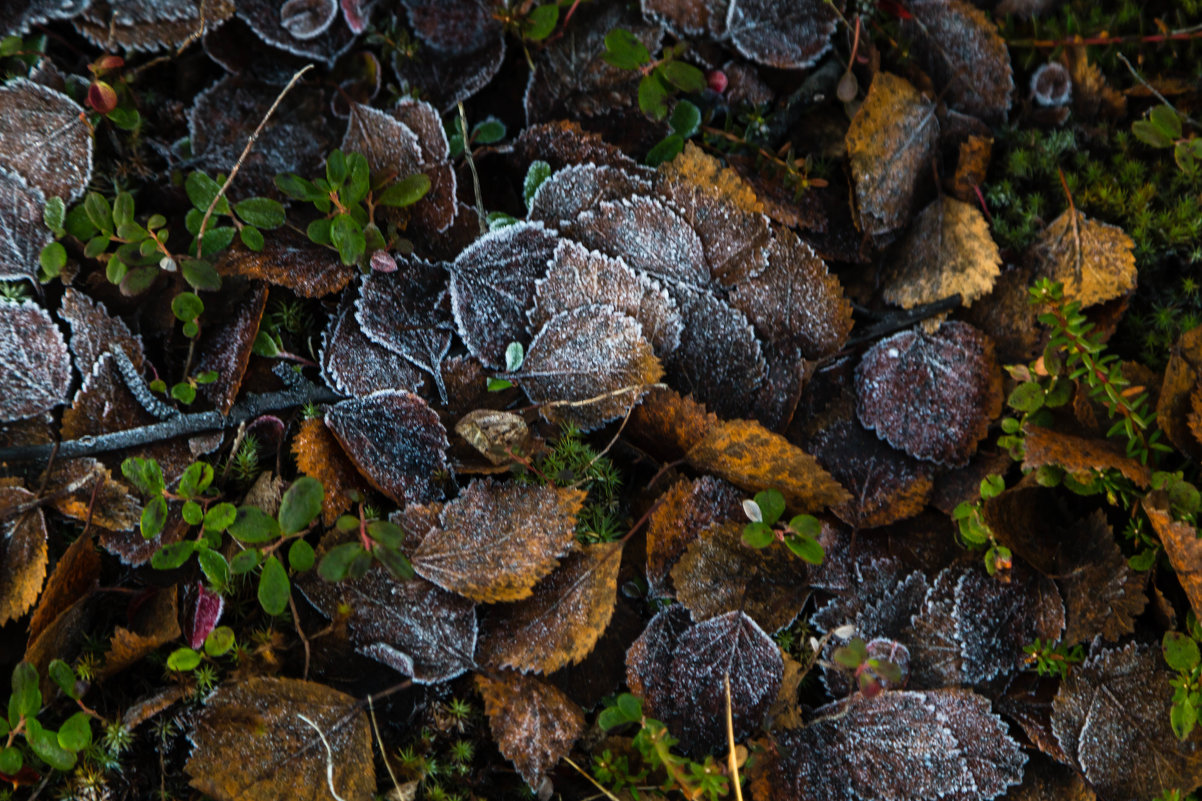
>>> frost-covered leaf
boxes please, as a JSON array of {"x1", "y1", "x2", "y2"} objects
[
  {"x1": 298, "y1": 559, "x2": 476, "y2": 683},
  {"x1": 2, "y1": 0, "x2": 89, "y2": 39},
  {"x1": 565, "y1": 196, "x2": 708, "y2": 288},
  {"x1": 772, "y1": 689, "x2": 1026, "y2": 801},
  {"x1": 60, "y1": 289, "x2": 143, "y2": 378},
  {"x1": 194, "y1": 283, "x2": 267, "y2": 414},
  {"x1": 218, "y1": 225, "x2": 355, "y2": 297},
  {"x1": 1056, "y1": 511, "x2": 1147, "y2": 644},
  {"x1": 666, "y1": 286, "x2": 766, "y2": 420},
  {"x1": 279, "y1": 0, "x2": 336, "y2": 39},
  {"x1": 235, "y1": 0, "x2": 354, "y2": 64},
  {"x1": 392, "y1": 31, "x2": 504, "y2": 112},
  {"x1": 514, "y1": 120, "x2": 643, "y2": 173},
  {"x1": 320, "y1": 293, "x2": 426, "y2": 397},
  {"x1": 645, "y1": 476, "x2": 743, "y2": 598},
  {"x1": 725, "y1": 0, "x2": 838, "y2": 69},
  {"x1": 0, "y1": 301, "x2": 70, "y2": 423},
  {"x1": 404, "y1": 0, "x2": 499, "y2": 53},
  {"x1": 356, "y1": 258, "x2": 453, "y2": 401},
  {"x1": 905, "y1": 0, "x2": 1013, "y2": 124},
  {"x1": 811, "y1": 558, "x2": 926, "y2": 642},
  {"x1": 46, "y1": 458, "x2": 141, "y2": 533},
  {"x1": 1029, "y1": 208, "x2": 1137, "y2": 308},
  {"x1": 324, "y1": 390, "x2": 450, "y2": 505},
  {"x1": 0, "y1": 168, "x2": 50, "y2": 283},
  {"x1": 412, "y1": 479, "x2": 583, "y2": 603},
  {"x1": 1052, "y1": 642, "x2": 1202, "y2": 800},
  {"x1": 654, "y1": 143, "x2": 770, "y2": 285},
  {"x1": 906, "y1": 567, "x2": 964, "y2": 688},
  {"x1": 190, "y1": 76, "x2": 337, "y2": 197},
  {"x1": 728, "y1": 226, "x2": 852, "y2": 360},
  {"x1": 185, "y1": 677, "x2": 374, "y2": 801},
  {"x1": 479, "y1": 542, "x2": 622, "y2": 674},
  {"x1": 671, "y1": 521, "x2": 810, "y2": 634},
  {"x1": 0, "y1": 78, "x2": 92, "y2": 203},
  {"x1": 641, "y1": 0, "x2": 726, "y2": 37},
  {"x1": 856, "y1": 321, "x2": 1003, "y2": 467},
  {"x1": 476, "y1": 671, "x2": 585, "y2": 790},
  {"x1": 529, "y1": 163, "x2": 653, "y2": 227},
  {"x1": 625, "y1": 603, "x2": 692, "y2": 703},
  {"x1": 882, "y1": 195, "x2": 1002, "y2": 315},
  {"x1": 519, "y1": 305, "x2": 664, "y2": 431},
  {"x1": 392, "y1": 97, "x2": 457, "y2": 232},
  {"x1": 449, "y1": 221, "x2": 560, "y2": 367},
  {"x1": 342, "y1": 102, "x2": 421, "y2": 186},
  {"x1": 845, "y1": 72, "x2": 938, "y2": 237},
  {"x1": 530, "y1": 239, "x2": 683, "y2": 356},
  {"x1": 77, "y1": 0, "x2": 234, "y2": 51},
  {"x1": 0, "y1": 485, "x2": 48, "y2": 627}
]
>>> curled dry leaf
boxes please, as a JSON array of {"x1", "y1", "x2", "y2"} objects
[
  {"x1": 236, "y1": 0, "x2": 354, "y2": 64},
  {"x1": 845, "y1": 72, "x2": 939, "y2": 237},
  {"x1": 1156, "y1": 323, "x2": 1202, "y2": 459},
  {"x1": 520, "y1": 305, "x2": 664, "y2": 431},
  {"x1": 455, "y1": 409, "x2": 529, "y2": 466},
  {"x1": 324, "y1": 390, "x2": 450, "y2": 505},
  {"x1": 856, "y1": 321, "x2": 1003, "y2": 467},
  {"x1": 725, "y1": 0, "x2": 839, "y2": 70},
  {"x1": 0, "y1": 485, "x2": 48, "y2": 626},
  {"x1": 882, "y1": 195, "x2": 1002, "y2": 316},
  {"x1": 194, "y1": 282, "x2": 268, "y2": 414},
  {"x1": 185, "y1": 676, "x2": 375, "y2": 801},
  {"x1": 645, "y1": 475, "x2": 743, "y2": 598},
  {"x1": 1052, "y1": 642, "x2": 1202, "y2": 800},
  {"x1": 46, "y1": 458, "x2": 142, "y2": 533},
  {"x1": 1029, "y1": 208, "x2": 1137, "y2": 309},
  {"x1": 0, "y1": 77, "x2": 92, "y2": 203},
  {"x1": 298, "y1": 560, "x2": 477, "y2": 683},
  {"x1": 0, "y1": 300, "x2": 71, "y2": 423},
  {"x1": 772, "y1": 689, "x2": 1026, "y2": 801},
  {"x1": 479, "y1": 541, "x2": 622, "y2": 674},
  {"x1": 279, "y1": 0, "x2": 337, "y2": 40},
  {"x1": 1145, "y1": 489, "x2": 1202, "y2": 624},
  {"x1": 476, "y1": 671, "x2": 585, "y2": 790},
  {"x1": 413, "y1": 479, "x2": 583, "y2": 603}
]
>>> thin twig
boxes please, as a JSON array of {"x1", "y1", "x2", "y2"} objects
[
  {"x1": 289, "y1": 593, "x2": 311, "y2": 681},
  {"x1": 562, "y1": 756, "x2": 622, "y2": 801},
  {"x1": 458, "y1": 102, "x2": 488, "y2": 235},
  {"x1": 196, "y1": 64, "x2": 315, "y2": 257},
  {"x1": 724, "y1": 673, "x2": 744, "y2": 801},
  {"x1": 1117, "y1": 52, "x2": 1202, "y2": 130},
  {"x1": 368, "y1": 696, "x2": 403, "y2": 795}
]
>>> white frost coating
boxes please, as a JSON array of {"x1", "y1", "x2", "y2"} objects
[
  {"x1": 528, "y1": 163, "x2": 653, "y2": 227},
  {"x1": 0, "y1": 300, "x2": 70, "y2": 422},
  {"x1": 0, "y1": 78, "x2": 93, "y2": 203},
  {"x1": 0, "y1": 168, "x2": 49, "y2": 284},
  {"x1": 726, "y1": 0, "x2": 838, "y2": 70}
]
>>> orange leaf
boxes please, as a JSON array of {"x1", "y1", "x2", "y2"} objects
[
  {"x1": 476, "y1": 671, "x2": 585, "y2": 790},
  {"x1": 97, "y1": 587, "x2": 181, "y2": 681},
  {"x1": 1145, "y1": 490, "x2": 1202, "y2": 624},
  {"x1": 293, "y1": 418, "x2": 370, "y2": 527},
  {"x1": 0, "y1": 485, "x2": 47, "y2": 626},
  {"x1": 1022, "y1": 423, "x2": 1152, "y2": 488}
]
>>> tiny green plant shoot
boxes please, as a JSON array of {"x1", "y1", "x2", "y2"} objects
[
  {"x1": 951, "y1": 474, "x2": 1013, "y2": 576},
  {"x1": 1132, "y1": 104, "x2": 1202, "y2": 174},
  {"x1": 741, "y1": 488, "x2": 824, "y2": 564},
  {"x1": 830, "y1": 637, "x2": 905, "y2": 698},
  {"x1": 1022, "y1": 638, "x2": 1085, "y2": 680},
  {"x1": 317, "y1": 501, "x2": 415, "y2": 583},
  {"x1": 601, "y1": 28, "x2": 706, "y2": 121},
  {"x1": 1, "y1": 661, "x2": 97, "y2": 776},
  {"x1": 1164, "y1": 615, "x2": 1202, "y2": 741}
]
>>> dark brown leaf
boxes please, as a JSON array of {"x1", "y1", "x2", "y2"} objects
[
  {"x1": 235, "y1": 0, "x2": 354, "y2": 64},
  {"x1": 0, "y1": 300, "x2": 71, "y2": 423},
  {"x1": 1145, "y1": 489, "x2": 1202, "y2": 624},
  {"x1": 645, "y1": 475, "x2": 743, "y2": 598},
  {"x1": 0, "y1": 168, "x2": 50, "y2": 284},
  {"x1": 320, "y1": 292, "x2": 426, "y2": 397},
  {"x1": 60, "y1": 288, "x2": 143, "y2": 377},
  {"x1": 0, "y1": 77, "x2": 92, "y2": 202},
  {"x1": 1021, "y1": 422, "x2": 1152, "y2": 488},
  {"x1": 97, "y1": 587, "x2": 181, "y2": 680},
  {"x1": 529, "y1": 163, "x2": 653, "y2": 229},
  {"x1": 218, "y1": 227, "x2": 355, "y2": 297},
  {"x1": 26, "y1": 531, "x2": 100, "y2": 645},
  {"x1": 77, "y1": 0, "x2": 235, "y2": 52},
  {"x1": 195, "y1": 282, "x2": 268, "y2": 414},
  {"x1": 1028, "y1": 208, "x2": 1137, "y2": 309},
  {"x1": 476, "y1": 671, "x2": 585, "y2": 789},
  {"x1": 726, "y1": 0, "x2": 838, "y2": 69},
  {"x1": 1057, "y1": 511, "x2": 1147, "y2": 644}
]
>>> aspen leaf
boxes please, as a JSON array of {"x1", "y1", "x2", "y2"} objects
[
  {"x1": 0, "y1": 168, "x2": 50, "y2": 284},
  {"x1": 513, "y1": 120, "x2": 643, "y2": 173},
  {"x1": 1021, "y1": 422, "x2": 1152, "y2": 488},
  {"x1": 907, "y1": 568, "x2": 965, "y2": 689},
  {"x1": 0, "y1": 78, "x2": 92, "y2": 203},
  {"x1": 476, "y1": 671, "x2": 585, "y2": 790},
  {"x1": 1056, "y1": 511, "x2": 1147, "y2": 644},
  {"x1": 77, "y1": 0, "x2": 234, "y2": 52},
  {"x1": 391, "y1": 97, "x2": 458, "y2": 233},
  {"x1": 194, "y1": 282, "x2": 268, "y2": 414},
  {"x1": 0, "y1": 301, "x2": 71, "y2": 423},
  {"x1": 0, "y1": 486, "x2": 48, "y2": 626},
  {"x1": 479, "y1": 542, "x2": 622, "y2": 674},
  {"x1": 60, "y1": 288, "x2": 144, "y2": 379},
  {"x1": 234, "y1": 0, "x2": 354, "y2": 64},
  {"x1": 528, "y1": 163, "x2": 653, "y2": 228},
  {"x1": 625, "y1": 604, "x2": 692, "y2": 703},
  {"x1": 218, "y1": 227, "x2": 355, "y2": 298},
  {"x1": 1029, "y1": 208, "x2": 1137, "y2": 309},
  {"x1": 845, "y1": 72, "x2": 939, "y2": 236},
  {"x1": 645, "y1": 475, "x2": 743, "y2": 598},
  {"x1": 185, "y1": 676, "x2": 374, "y2": 801},
  {"x1": 519, "y1": 305, "x2": 664, "y2": 431},
  {"x1": 413, "y1": 479, "x2": 583, "y2": 603},
  {"x1": 726, "y1": 0, "x2": 838, "y2": 70},
  {"x1": 320, "y1": 293, "x2": 426, "y2": 398}
]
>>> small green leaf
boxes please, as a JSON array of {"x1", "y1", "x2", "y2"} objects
[
  {"x1": 196, "y1": 226, "x2": 236, "y2": 257},
  {"x1": 787, "y1": 514, "x2": 820, "y2": 539},
  {"x1": 140, "y1": 495, "x2": 167, "y2": 539},
  {"x1": 668, "y1": 99, "x2": 701, "y2": 137},
  {"x1": 205, "y1": 626, "x2": 236, "y2": 657},
  {"x1": 307, "y1": 217, "x2": 333, "y2": 246},
  {"x1": 346, "y1": 153, "x2": 370, "y2": 206},
  {"x1": 472, "y1": 117, "x2": 506, "y2": 145},
  {"x1": 240, "y1": 225, "x2": 265, "y2": 251},
  {"x1": 275, "y1": 173, "x2": 322, "y2": 201},
  {"x1": 122, "y1": 456, "x2": 165, "y2": 496},
  {"x1": 505, "y1": 341, "x2": 525, "y2": 372},
  {"x1": 1165, "y1": 631, "x2": 1202, "y2": 672},
  {"x1": 106, "y1": 105, "x2": 140, "y2": 131},
  {"x1": 753, "y1": 489, "x2": 785, "y2": 526},
  {"x1": 645, "y1": 134, "x2": 684, "y2": 167},
  {"x1": 179, "y1": 461, "x2": 214, "y2": 498},
  {"x1": 524, "y1": 3, "x2": 558, "y2": 40},
  {"x1": 182, "y1": 500, "x2": 203, "y2": 526},
  {"x1": 279, "y1": 476, "x2": 324, "y2": 535},
  {"x1": 741, "y1": 522, "x2": 774, "y2": 548},
  {"x1": 602, "y1": 28, "x2": 650, "y2": 70},
  {"x1": 228, "y1": 506, "x2": 281, "y2": 544},
  {"x1": 112, "y1": 192, "x2": 135, "y2": 226},
  {"x1": 258, "y1": 555, "x2": 290, "y2": 616},
  {"x1": 486, "y1": 377, "x2": 513, "y2": 391},
  {"x1": 616, "y1": 693, "x2": 642, "y2": 722},
  {"x1": 487, "y1": 211, "x2": 519, "y2": 230},
  {"x1": 230, "y1": 548, "x2": 262, "y2": 575},
  {"x1": 182, "y1": 258, "x2": 222, "y2": 291},
  {"x1": 12, "y1": 662, "x2": 41, "y2": 718},
  {"x1": 194, "y1": 370, "x2": 219, "y2": 385},
  {"x1": 330, "y1": 213, "x2": 364, "y2": 265},
  {"x1": 318, "y1": 542, "x2": 367, "y2": 582},
  {"x1": 1133, "y1": 119, "x2": 1171, "y2": 149},
  {"x1": 166, "y1": 647, "x2": 201, "y2": 672},
  {"x1": 253, "y1": 331, "x2": 282, "y2": 358},
  {"x1": 638, "y1": 72, "x2": 670, "y2": 120},
  {"x1": 1007, "y1": 381, "x2": 1045, "y2": 413},
  {"x1": 48, "y1": 660, "x2": 79, "y2": 700},
  {"x1": 26, "y1": 719, "x2": 75, "y2": 771},
  {"x1": 151, "y1": 540, "x2": 196, "y2": 570},
  {"x1": 288, "y1": 539, "x2": 316, "y2": 572},
  {"x1": 785, "y1": 533, "x2": 824, "y2": 564},
  {"x1": 198, "y1": 548, "x2": 230, "y2": 590},
  {"x1": 326, "y1": 149, "x2": 348, "y2": 187},
  {"x1": 40, "y1": 241, "x2": 66, "y2": 277},
  {"x1": 43, "y1": 195, "x2": 66, "y2": 234},
  {"x1": 367, "y1": 520, "x2": 404, "y2": 548},
  {"x1": 171, "y1": 382, "x2": 197, "y2": 403},
  {"x1": 204, "y1": 502, "x2": 237, "y2": 533},
  {"x1": 660, "y1": 60, "x2": 706, "y2": 93},
  {"x1": 523, "y1": 160, "x2": 552, "y2": 210},
  {"x1": 57, "y1": 712, "x2": 92, "y2": 752},
  {"x1": 234, "y1": 197, "x2": 286, "y2": 228},
  {"x1": 171, "y1": 291, "x2": 204, "y2": 322},
  {"x1": 1150, "y1": 104, "x2": 1183, "y2": 140},
  {"x1": 980, "y1": 474, "x2": 1006, "y2": 500},
  {"x1": 374, "y1": 543, "x2": 415, "y2": 580},
  {"x1": 0, "y1": 746, "x2": 22, "y2": 775},
  {"x1": 84, "y1": 192, "x2": 113, "y2": 235},
  {"x1": 65, "y1": 203, "x2": 98, "y2": 240},
  {"x1": 376, "y1": 173, "x2": 431, "y2": 208},
  {"x1": 185, "y1": 172, "x2": 230, "y2": 215}
]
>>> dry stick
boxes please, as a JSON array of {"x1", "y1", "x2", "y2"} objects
[
  {"x1": 195, "y1": 64, "x2": 315, "y2": 258},
  {"x1": 724, "y1": 673, "x2": 744, "y2": 801},
  {"x1": 458, "y1": 102, "x2": 489, "y2": 235},
  {"x1": 367, "y1": 695, "x2": 403, "y2": 796},
  {"x1": 297, "y1": 714, "x2": 348, "y2": 801},
  {"x1": 1117, "y1": 52, "x2": 1202, "y2": 130},
  {"x1": 1057, "y1": 167, "x2": 1083, "y2": 279},
  {"x1": 289, "y1": 593, "x2": 312, "y2": 681},
  {"x1": 562, "y1": 756, "x2": 622, "y2": 801}
]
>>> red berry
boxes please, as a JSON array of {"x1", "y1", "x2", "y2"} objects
[{"x1": 707, "y1": 70, "x2": 728, "y2": 94}]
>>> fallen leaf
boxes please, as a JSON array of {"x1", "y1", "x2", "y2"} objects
[
  {"x1": 320, "y1": 292, "x2": 426, "y2": 397},
  {"x1": 1056, "y1": 510, "x2": 1147, "y2": 644},
  {"x1": 1021, "y1": 422, "x2": 1152, "y2": 488},
  {"x1": 0, "y1": 300, "x2": 71, "y2": 423},
  {"x1": 218, "y1": 227, "x2": 355, "y2": 298},
  {"x1": 529, "y1": 163, "x2": 653, "y2": 229},
  {"x1": 186, "y1": 676, "x2": 375, "y2": 801},
  {"x1": 640, "y1": 0, "x2": 726, "y2": 37},
  {"x1": 235, "y1": 0, "x2": 355, "y2": 64},
  {"x1": 391, "y1": 97, "x2": 458, "y2": 233},
  {"x1": 413, "y1": 479, "x2": 583, "y2": 603},
  {"x1": 60, "y1": 288, "x2": 143, "y2": 378},
  {"x1": 194, "y1": 282, "x2": 268, "y2": 414},
  {"x1": 0, "y1": 168, "x2": 51, "y2": 284},
  {"x1": 855, "y1": 321, "x2": 1003, "y2": 467},
  {"x1": 476, "y1": 671, "x2": 585, "y2": 790},
  {"x1": 26, "y1": 531, "x2": 100, "y2": 645},
  {"x1": 845, "y1": 72, "x2": 939, "y2": 236},
  {"x1": 0, "y1": 485, "x2": 47, "y2": 626},
  {"x1": 513, "y1": 121, "x2": 643, "y2": 173},
  {"x1": 645, "y1": 475, "x2": 743, "y2": 598},
  {"x1": 0, "y1": 77, "x2": 92, "y2": 202},
  {"x1": 725, "y1": 0, "x2": 838, "y2": 70},
  {"x1": 1029, "y1": 208, "x2": 1137, "y2": 309},
  {"x1": 292, "y1": 418, "x2": 371, "y2": 527},
  {"x1": 479, "y1": 541, "x2": 622, "y2": 674},
  {"x1": 1145, "y1": 489, "x2": 1202, "y2": 624},
  {"x1": 1157, "y1": 324, "x2": 1202, "y2": 459},
  {"x1": 77, "y1": 0, "x2": 234, "y2": 51},
  {"x1": 46, "y1": 458, "x2": 141, "y2": 532},
  {"x1": 97, "y1": 586, "x2": 181, "y2": 680}
]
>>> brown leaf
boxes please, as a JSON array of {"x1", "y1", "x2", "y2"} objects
[
  {"x1": 195, "y1": 282, "x2": 268, "y2": 414},
  {"x1": 528, "y1": 163, "x2": 653, "y2": 229},
  {"x1": 0, "y1": 300, "x2": 70, "y2": 423},
  {"x1": 1157, "y1": 324, "x2": 1202, "y2": 459},
  {"x1": 882, "y1": 195, "x2": 1001, "y2": 317},
  {"x1": 77, "y1": 0, "x2": 234, "y2": 51},
  {"x1": 24, "y1": 594, "x2": 94, "y2": 699},
  {"x1": 97, "y1": 587, "x2": 181, "y2": 680},
  {"x1": 1029, "y1": 208, "x2": 1137, "y2": 309},
  {"x1": 1021, "y1": 422, "x2": 1152, "y2": 488},
  {"x1": 686, "y1": 418, "x2": 850, "y2": 512},
  {"x1": 513, "y1": 121, "x2": 643, "y2": 173},
  {"x1": 0, "y1": 168, "x2": 51, "y2": 284},
  {"x1": 905, "y1": 0, "x2": 1013, "y2": 123},
  {"x1": 855, "y1": 321, "x2": 1003, "y2": 467},
  {"x1": 0, "y1": 78, "x2": 92, "y2": 202},
  {"x1": 186, "y1": 676, "x2": 375, "y2": 801},
  {"x1": 726, "y1": 0, "x2": 838, "y2": 70},
  {"x1": 671, "y1": 520, "x2": 810, "y2": 633},
  {"x1": 454, "y1": 409, "x2": 530, "y2": 466},
  {"x1": 60, "y1": 288, "x2": 143, "y2": 377},
  {"x1": 392, "y1": 97, "x2": 458, "y2": 233},
  {"x1": 479, "y1": 541, "x2": 622, "y2": 674},
  {"x1": 218, "y1": 227, "x2": 355, "y2": 298},
  {"x1": 1057, "y1": 511, "x2": 1147, "y2": 644},
  {"x1": 292, "y1": 418, "x2": 371, "y2": 527},
  {"x1": 628, "y1": 385, "x2": 719, "y2": 458},
  {"x1": 949, "y1": 135, "x2": 993, "y2": 203},
  {"x1": 320, "y1": 292, "x2": 426, "y2": 397},
  {"x1": 1145, "y1": 489, "x2": 1202, "y2": 624},
  {"x1": 845, "y1": 72, "x2": 939, "y2": 236},
  {"x1": 645, "y1": 475, "x2": 743, "y2": 598},
  {"x1": 476, "y1": 671, "x2": 585, "y2": 789},
  {"x1": 413, "y1": 479, "x2": 583, "y2": 602},
  {"x1": 26, "y1": 531, "x2": 100, "y2": 645},
  {"x1": 324, "y1": 390, "x2": 450, "y2": 505},
  {"x1": 1052, "y1": 642, "x2": 1202, "y2": 800},
  {"x1": 641, "y1": 0, "x2": 727, "y2": 37},
  {"x1": 0, "y1": 485, "x2": 47, "y2": 626},
  {"x1": 520, "y1": 305, "x2": 664, "y2": 431},
  {"x1": 46, "y1": 458, "x2": 141, "y2": 532}
]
